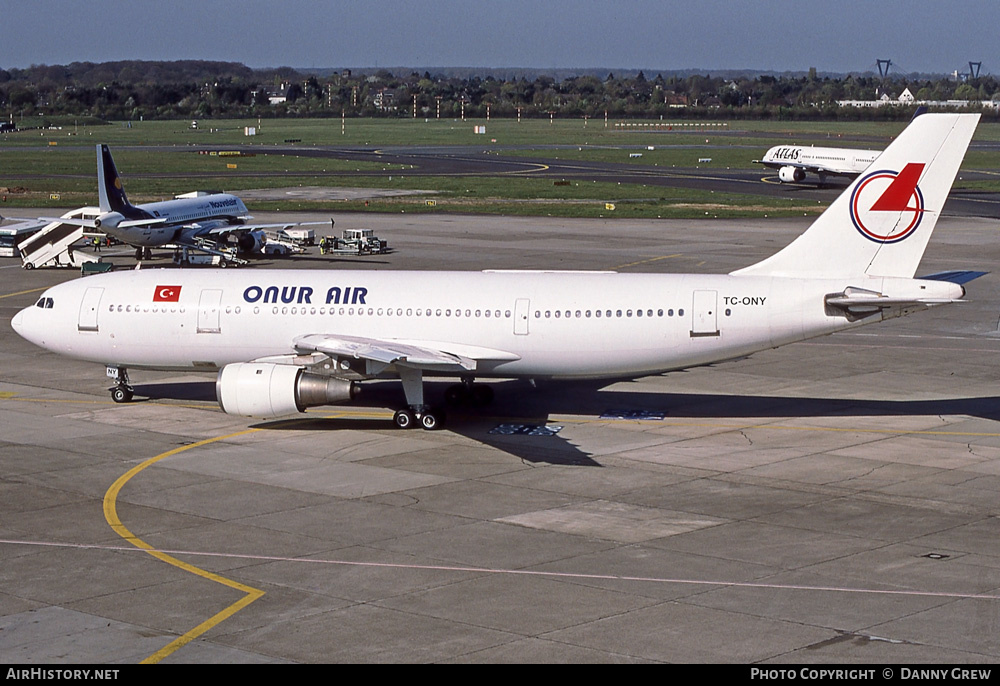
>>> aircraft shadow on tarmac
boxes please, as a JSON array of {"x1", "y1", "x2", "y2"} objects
[{"x1": 132, "y1": 378, "x2": 1000, "y2": 467}]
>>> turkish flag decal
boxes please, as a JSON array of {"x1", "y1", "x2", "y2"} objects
[{"x1": 153, "y1": 285, "x2": 182, "y2": 302}]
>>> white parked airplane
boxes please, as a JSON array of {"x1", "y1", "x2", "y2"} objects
[
  {"x1": 758, "y1": 143, "x2": 879, "y2": 183},
  {"x1": 45, "y1": 145, "x2": 322, "y2": 263},
  {"x1": 12, "y1": 113, "x2": 981, "y2": 430}
]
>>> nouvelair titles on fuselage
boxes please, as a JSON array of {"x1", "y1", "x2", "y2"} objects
[{"x1": 242, "y1": 284, "x2": 369, "y2": 306}]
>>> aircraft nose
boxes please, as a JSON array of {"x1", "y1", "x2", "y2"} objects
[{"x1": 11, "y1": 306, "x2": 37, "y2": 344}]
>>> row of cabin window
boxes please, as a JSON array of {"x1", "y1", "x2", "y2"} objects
[
  {"x1": 106, "y1": 305, "x2": 682, "y2": 319},
  {"x1": 107, "y1": 304, "x2": 507, "y2": 317},
  {"x1": 110, "y1": 304, "x2": 186, "y2": 313},
  {"x1": 536, "y1": 308, "x2": 680, "y2": 319},
  {"x1": 266, "y1": 306, "x2": 512, "y2": 318}
]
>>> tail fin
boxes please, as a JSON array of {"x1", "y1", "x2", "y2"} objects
[
  {"x1": 734, "y1": 113, "x2": 979, "y2": 279},
  {"x1": 96, "y1": 144, "x2": 133, "y2": 214}
]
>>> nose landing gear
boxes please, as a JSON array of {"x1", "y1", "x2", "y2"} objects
[{"x1": 108, "y1": 367, "x2": 134, "y2": 403}]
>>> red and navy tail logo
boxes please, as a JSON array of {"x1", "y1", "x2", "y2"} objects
[{"x1": 849, "y1": 163, "x2": 926, "y2": 243}]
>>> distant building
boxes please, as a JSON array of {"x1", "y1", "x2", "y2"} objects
[
  {"x1": 663, "y1": 92, "x2": 688, "y2": 108},
  {"x1": 263, "y1": 82, "x2": 291, "y2": 105},
  {"x1": 372, "y1": 88, "x2": 397, "y2": 111},
  {"x1": 836, "y1": 87, "x2": 998, "y2": 109}
]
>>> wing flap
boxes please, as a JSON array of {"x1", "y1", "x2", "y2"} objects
[{"x1": 292, "y1": 333, "x2": 518, "y2": 372}]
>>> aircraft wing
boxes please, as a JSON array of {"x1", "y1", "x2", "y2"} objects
[
  {"x1": 756, "y1": 160, "x2": 855, "y2": 176},
  {"x1": 202, "y1": 221, "x2": 329, "y2": 236},
  {"x1": 292, "y1": 333, "x2": 519, "y2": 372}
]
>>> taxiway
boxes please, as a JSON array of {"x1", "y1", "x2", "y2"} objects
[{"x1": 2, "y1": 213, "x2": 1000, "y2": 663}]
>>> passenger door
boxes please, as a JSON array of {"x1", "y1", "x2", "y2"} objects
[
  {"x1": 78, "y1": 287, "x2": 104, "y2": 332},
  {"x1": 690, "y1": 290, "x2": 719, "y2": 338},
  {"x1": 197, "y1": 289, "x2": 223, "y2": 334}
]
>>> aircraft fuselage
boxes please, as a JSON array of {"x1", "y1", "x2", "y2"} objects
[{"x1": 12, "y1": 268, "x2": 958, "y2": 380}]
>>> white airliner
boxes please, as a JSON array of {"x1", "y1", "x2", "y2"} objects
[
  {"x1": 12, "y1": 113, "x2": 981, "y2": 430},
  {"x1": 758, "y1": 143, "x2": 880, "y2": 183},
  {"x1": 47, "y1": 145, "x2": 321, "y2": 262}
]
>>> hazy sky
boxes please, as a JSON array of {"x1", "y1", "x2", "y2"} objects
[{"x1": 1, "y1": 0, "x2": 996, "y2": 75}]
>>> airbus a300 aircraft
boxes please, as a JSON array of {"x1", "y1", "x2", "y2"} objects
[
  {"x1": 758, "y1": 143, "x2": 880, "y2": 183},
  {"x1": 13, "y1": 113, "x2": 980, "y2": 430},
  {"x1": 47, "y1": 145, "x2": 320, "y2": 262}
]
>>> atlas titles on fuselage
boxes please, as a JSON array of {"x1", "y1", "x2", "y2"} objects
[
  {"x1": 242, "y1": 285, "x2": 369, "y2": 305},
  {"x1": 770, "y1": 147, "x2": 801, "y2": 161}
]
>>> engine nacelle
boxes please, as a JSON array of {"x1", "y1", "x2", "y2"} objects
[
  {"x1": 93, "y1": 211, "x2": 124, "y2": 229},
  {"x1": 778, "y1": 166, "x2": 806, "y2": 183},
  {"x1": 216, "y1": 363, "x2": 358, "y2": 418},
  {"x1": 236, "y1": 229, "x2": 267, "y2": 254}
]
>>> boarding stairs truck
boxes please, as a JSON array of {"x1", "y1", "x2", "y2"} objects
[{"x1": 19, "y1": 207, "x2": 103, "y2": 270}]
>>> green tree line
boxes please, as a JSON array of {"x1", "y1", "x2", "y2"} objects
[{"x1": 2, "y1": 60, "x2": 999, "y2": 122}]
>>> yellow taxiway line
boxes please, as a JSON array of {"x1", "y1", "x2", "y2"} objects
[{"x1": 103, "y1": 429, "x2": 264, "y2": 664}]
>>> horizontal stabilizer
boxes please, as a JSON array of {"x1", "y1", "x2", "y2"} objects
[
  {"x1": 40, "y1": 217, "x2": 97, "y2": 228},
  {"x1": 119, "y1": 218, "x2": 167, "y2": 229},
  {"x1": 917, "y1": 270, "x2": 988, "y2": 285},
  {"x1": 825, "y1": 294, "x2": 964, "y2": 312},
  {"x1": 825, "y1": 282, "x2": 966, "y2": 315}
]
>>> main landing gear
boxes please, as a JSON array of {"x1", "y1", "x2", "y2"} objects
[
  {"x1": 392, "y1": 376, "x2": 496, "y2": 431},
  {"x1": 108, "y1": 367, "x2": 134, "y2": 403},
  {"x1": 393, "y1": 406, "x2": 444, "y2": 431},
  {"x1": 393, "y1": 366, "x2": 445, "y2": 430}
]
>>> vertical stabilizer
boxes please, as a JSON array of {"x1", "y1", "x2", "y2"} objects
[
  {"x1": 733, "y1": 113, "x2": 979, "y2": 279},
  {"x1": 97, "y1": 144, "x2": 132, "y2": 214}
]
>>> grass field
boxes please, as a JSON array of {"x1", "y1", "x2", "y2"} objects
[{"x1": 2, "y1": 117, "x2": 997, "y2": 218}]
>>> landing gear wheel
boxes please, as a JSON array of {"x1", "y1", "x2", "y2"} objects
[
  {"x1": 394, "y1": 409, "x2": 415, "y2": 429},
  {"x1": 111, "y1": 386, "x2": 133, "y2": 403},
  {"x1": 420, "y1": 410, "x2": 444, "y2": 431}
]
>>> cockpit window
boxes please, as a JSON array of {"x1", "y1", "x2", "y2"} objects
[{"x1": 35, "y1": 297, "x2": 54, "y2": 309}]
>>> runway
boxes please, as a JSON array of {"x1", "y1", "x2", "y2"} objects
[
  {"x1": 2, "y1": 213, "x2": 1000, "y2": 663},
  {"x1": 12, "y1": 141, "x2": 1000, "y2": 217}
]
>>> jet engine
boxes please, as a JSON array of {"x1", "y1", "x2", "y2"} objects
[
  {"x1": 778, "y1": 166, "x2": 806, "y2": 183},
  {"x1": 216, "y1": 363, "x2": 358, "y2": 418},
  {"x1": 236, "y1": 229, "x2": 267, "y2": 254},
  {"x1": 93, "y1": 212, "x2": 124, "y2": 229}
]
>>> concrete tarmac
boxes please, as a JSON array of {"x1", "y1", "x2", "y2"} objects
[{"x1": 2, "y1": 212, "x2": 1000, "y2": 663}]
